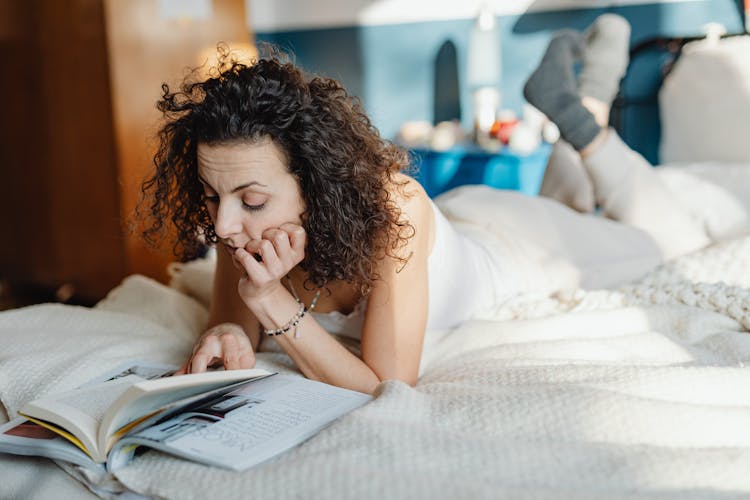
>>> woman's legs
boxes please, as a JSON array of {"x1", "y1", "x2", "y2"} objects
[
  {"x1": 524, "y1": 21, "x2": 711, "y2": 260},
  {"x1": 539, "y1": 140, "x2": 594, "y2": 213},
  {"x1": 581, "y1": 131, "x2": 711, "y2": 259},
  {"x1": 539, "y1": 14, "x2": 631, "y2": 213}
]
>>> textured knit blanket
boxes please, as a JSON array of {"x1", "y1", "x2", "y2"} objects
[{"x1": 1, "y1": 234, "x2": 750, "y2": 499}]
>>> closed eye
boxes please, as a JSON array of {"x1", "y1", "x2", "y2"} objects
[
  {"x1": 202, "y1": 193, "x2": 264, "y2": 211},
  {"x1": 242, "y1": 202, "x2": 265, "y2": 212}
]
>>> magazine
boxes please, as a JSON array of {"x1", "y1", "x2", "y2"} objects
[{"x1": 0, "y1": 361, "x2": 372, "y2": 472}]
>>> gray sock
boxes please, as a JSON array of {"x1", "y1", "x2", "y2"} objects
[
  {"x1": 578, "y1": 14, "x2": 631, "y2": 104},
  {"x1": 523, "y1": 31, "x2": 601, "y2": 151}
]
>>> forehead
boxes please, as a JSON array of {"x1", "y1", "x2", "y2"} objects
[{"x1": 196, "y1": 139, "x2": 288, "y2": 176}]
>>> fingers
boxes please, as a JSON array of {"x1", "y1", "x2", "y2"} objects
[
  {"x1": 234, "y1": 246, "x2": 266, "y2": 279},
  {"x1": 263, "y1": 228, "x2": 293, "y2": 263},
  {"x1": 254, "y1": 238, "x2": 284, "y2": 275},
  {"x1": 182, "y1": 324, "x2": 254, "y2": 374},
  {"x1": 254, "y1": 225, "x2": 306, "y2": 268},
  {"x1": 239, "y1": 350, "x2": 256, "y2": 368},
  {"x1": 222, "y1": 333, "x2": 242, "y2": 370},
  {"x1": 189, "y1": 351, "x2": 213, "y2": 374},
  {"x1": 238, "y1": 224, "x2": 306, "y2": 281},
  {"x1": 278, "y1": 223, "x2": 307, "y2": 260}
]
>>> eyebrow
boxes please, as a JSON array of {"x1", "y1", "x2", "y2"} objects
[{"x1": 198, "y1": 176, "x2": 268, "y2": 193}]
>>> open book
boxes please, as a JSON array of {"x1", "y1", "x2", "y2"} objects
[{"x1": 0, "y1": 361, "x2": 372, "y2": 472}]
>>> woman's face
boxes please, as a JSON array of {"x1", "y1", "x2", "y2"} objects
[{"x1": 197, "y1": 138, "x2": 306, "y2": 255}]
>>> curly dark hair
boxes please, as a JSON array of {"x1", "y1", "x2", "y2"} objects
[{"x1": 139, "y1": 47, "x2": 415, "y2": 294}]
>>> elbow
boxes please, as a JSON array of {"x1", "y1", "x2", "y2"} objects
[
  {"x1": 364, "y1": 377, "x2": 416, "y2": 396},
  {"x1": 359, "y1": 373, "x2": 417, "y2": 396},
  {"x1": 370, "y1": 372, "x2": 418, "y2": 392},
  {"x1": 363, "y1": 372, "x2": 385, "y2": 395},
  {"x1": 367, "y1": 364, "x2": 419, "y2": 392}
]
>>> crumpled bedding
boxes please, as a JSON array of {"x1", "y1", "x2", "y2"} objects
[{"x1": 1, "y1": 231, "x2": 750, "y2": 499}]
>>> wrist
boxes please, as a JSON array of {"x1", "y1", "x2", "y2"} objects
[{"x1": 244, "y1": 285, "x2": 299, "y2": 330}]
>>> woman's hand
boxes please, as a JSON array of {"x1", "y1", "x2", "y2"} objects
[
  {"x1": 232, "y1": 223, "x2": 307, "y2": 304},
  {"x1": 176, "y1": 323, "x2": 256, "y2": 374}
]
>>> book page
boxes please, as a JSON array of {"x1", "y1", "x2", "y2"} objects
[
  {"x1": 115, "y1": 375, "x2": 372, "y2": 471},
  {"x1": 17, "y1": 360, "x2": 177, "y2": 462},
  {"x1": 23, "y1": 359, "x2": 177, "y2": 427},
  {"x1": 0, "y1": 417, "x2": 96, "y2": 469},
  {"x1": 19, "y1": 375, "x2": 139, "y2": 461},
  {"x1": 92, "y1": 361, "x2": 177, "y2": 384},
  {"x1": 98, "y1": 368, "x2": 272, "y2": 450},
  {"x1": 54, "y1": 378, "x2": 136, "y2": 426}
]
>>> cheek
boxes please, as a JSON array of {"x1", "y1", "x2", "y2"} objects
[
  {"x1": 270, "y1": 197, "x2": 305, "y2": 226},
  {"x1": 294, "y1": 195, "x2": 307, "y2": 223},
  {"x1": 267, "y1": 210, "x2": 296, "y2": 228}
]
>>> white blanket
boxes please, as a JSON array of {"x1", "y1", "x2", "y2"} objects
[{"x1": 2, "y1": 235, "x2": 750, "y2": 499}]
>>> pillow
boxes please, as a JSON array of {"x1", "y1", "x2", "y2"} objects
[
  {"x1": 657, "y1": 163, "x2": 750, "y2": 241},
  {"x1": 659, "y1": 35, "x2": 750, "y2": 163},
  {"x1": 167, "y1": 249, "x2": 216, "y2": 309}
]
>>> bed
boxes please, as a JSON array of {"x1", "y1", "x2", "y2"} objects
[
  {"x1": 3, "y1": 37, "x2": 750, "y2": 500},
  {"x1": 2, "y1": 162, "x2": 750, "y2": 499}
]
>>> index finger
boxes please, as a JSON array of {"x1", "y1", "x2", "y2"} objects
[
  {"x1": 189, "y1": 352, "x2": 212, "y2": 374},
  {"x1": 188, "y1": 336, "x2": 222, "y2": 374},
  {"x1": 234, "y1": 247, "x2": 268, "y2": 279}
]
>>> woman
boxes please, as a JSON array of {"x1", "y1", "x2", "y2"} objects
[
  {"x1": 140, "y1": 18, "x2": 715, "y2": 394},
  {"x1": 140, "y1": 49, "x2": 479, "y2": 394}
]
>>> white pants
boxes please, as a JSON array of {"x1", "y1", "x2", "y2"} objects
[
  {"x1": 584, "y1": 130, "x2": 711, "y2": 260},
  {"x1": 436, "y1": 131, "x2": 727, "y2": 295}
]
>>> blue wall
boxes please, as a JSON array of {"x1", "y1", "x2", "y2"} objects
[{"x1": 257, "y1": 1, "x2": 744, "y2": 162}]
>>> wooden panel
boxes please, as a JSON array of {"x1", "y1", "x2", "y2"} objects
[
  {"x1": 0, "y1": 0, "x2": 253, "y2": 302},
  {"x1": 0, "y1": 1, "x2": 47, "y2": 285},
  {"x1": 103, "y1": 0, "x2": 253, "y2": 284},
  {"x1": 38, "y1": 0, "x2": 126, "y2": 300},
  {"x1": 0, "y1": 0, "x2": 126, "y2": 301}
]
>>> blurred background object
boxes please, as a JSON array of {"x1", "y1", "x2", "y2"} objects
[
  {"x1": 467, "y1": 4, "x2": 502, "y2": 147},
  {"x1": 0, "y1": 0, "x2": 253, "y2": 304},
  {"x1": 252, "y1": 0, "x2": 745, "y2": 144}
]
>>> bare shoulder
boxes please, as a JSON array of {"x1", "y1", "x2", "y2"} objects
[
  {"x1": 388, "y1": 172, "x2": 432, "y2": 223},
  {"x1": 387, "y1": 172, "x2": 435, "y2": 256}
]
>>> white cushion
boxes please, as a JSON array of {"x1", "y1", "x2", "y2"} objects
[{"x1": 660, "y1": 35, "x2": 750, "y2": 163}]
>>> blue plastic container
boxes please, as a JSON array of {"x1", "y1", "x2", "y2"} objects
[{"x1": 410, "y1": 143, "x2": 552, "y2": 198}]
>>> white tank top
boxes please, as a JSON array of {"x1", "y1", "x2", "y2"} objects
[{"x1": 310, "y1": 200, "x2": 500, "y2": 340}]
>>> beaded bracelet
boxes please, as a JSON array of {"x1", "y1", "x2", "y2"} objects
[
  {"x1": 263, "y1": 302, "x2": 307, "y2": 337},
  {"x1": 263, "y1": 279, "x2": 321, "y2": 339}
]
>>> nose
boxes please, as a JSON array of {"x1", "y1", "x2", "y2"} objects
[{"x1": 213, "y1": 201, "x2": 243, "y2": 241}]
